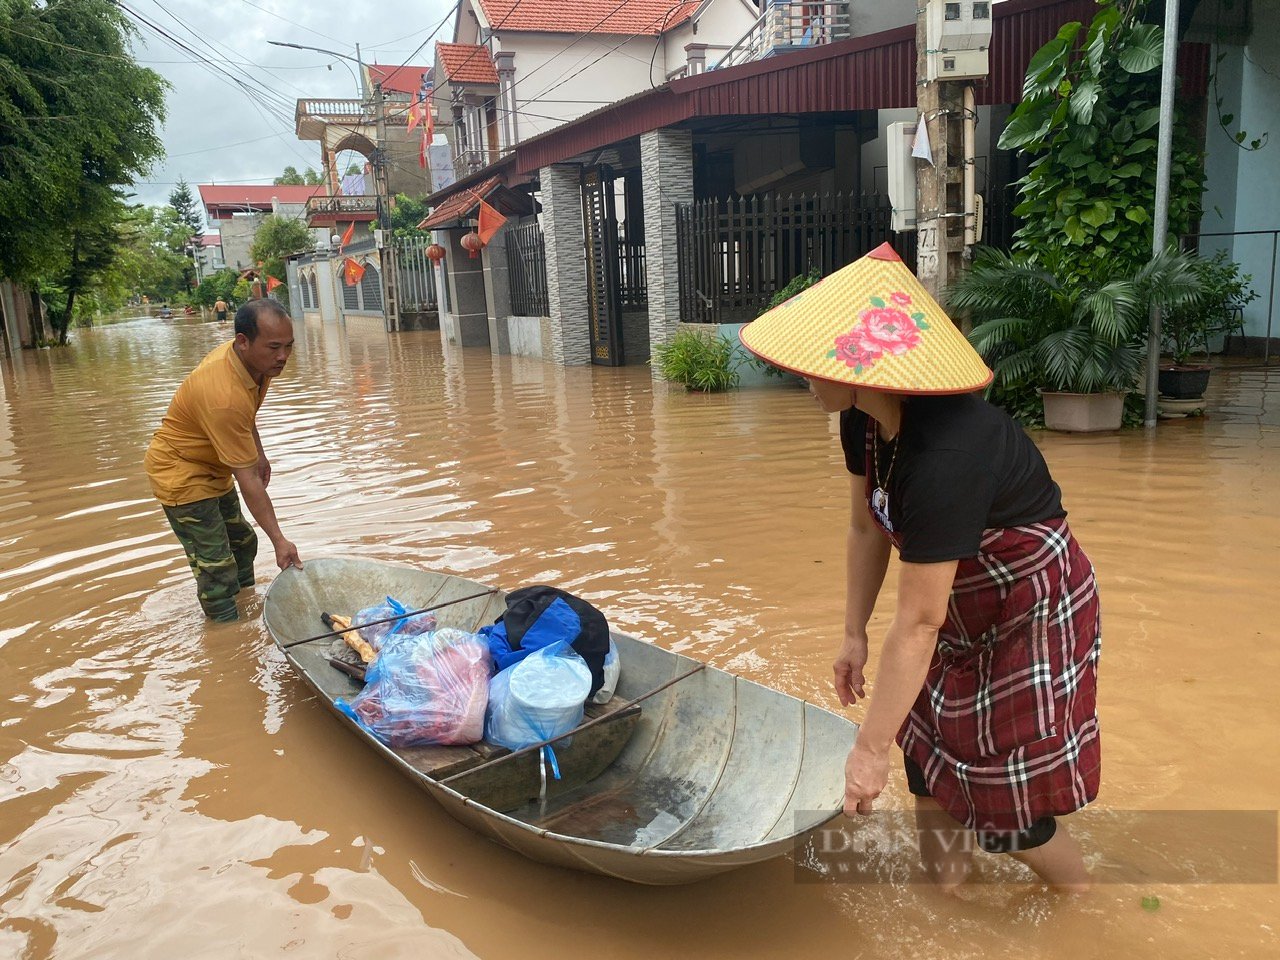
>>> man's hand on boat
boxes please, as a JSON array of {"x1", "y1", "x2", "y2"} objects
[
  {"x1": 274, "y1": 538, "x2": 303, "y2": 570},
  {"x1": 843, "y1": 741, "x2": 888, "y2": 816},
  {"x1": 833, "y1": 630, "x2": 869, "y2": 706}
]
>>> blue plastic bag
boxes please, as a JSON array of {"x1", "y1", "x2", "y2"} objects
[{"x1": 485, "y1": 641, "x2": 591, "y2": 779}]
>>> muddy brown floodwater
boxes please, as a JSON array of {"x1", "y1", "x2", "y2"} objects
[{"x1": 1, "y1": 315, "x2": 1277, "y2": 959}]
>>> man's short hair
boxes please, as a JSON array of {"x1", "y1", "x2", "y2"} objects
[{"x1": 234, "y1": 299, "x2": 291, "y2": 341}]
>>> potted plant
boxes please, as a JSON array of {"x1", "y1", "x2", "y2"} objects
[
  {"x1": 950, "y1": 248, "x2": 1205, "y2": 431},
  {"x1": 1158, "y1": 250, "x2": 1256, "y2": 400},
  {"x1": 651, "y1": 327, "x2": 741, "y2": 392}
]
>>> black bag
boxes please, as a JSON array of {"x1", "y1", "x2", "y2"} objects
[{"x1": 493, "y1": 586, "x2": 610, "y2": 697}]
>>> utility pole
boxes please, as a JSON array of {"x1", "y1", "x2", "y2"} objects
[
  {"x1": 371, "y1": 81, "x2": 400, "y2": 333},
  {"x1": 1143, "y1": 0, "x2": 1181, "y2": 428},
  {"x1": 914, "y1": 1, "x2": 987, "y2": 305}
]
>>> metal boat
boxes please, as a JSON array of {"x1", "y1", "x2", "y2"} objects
[{"x1": 263, "y1": 558, "x2": 858, "y2": 884}]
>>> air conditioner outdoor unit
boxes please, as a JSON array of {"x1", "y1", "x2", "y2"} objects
[{"x1": 887, "y1": 121, "x2": 918, "y2": 233}]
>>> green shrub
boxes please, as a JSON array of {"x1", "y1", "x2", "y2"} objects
[
  {"x1": 652, "y1": 328, "x2": 741, "y2": 391},
  {"x1": 1163, "y1": 250, "x2": 1257, "y2": 364}
]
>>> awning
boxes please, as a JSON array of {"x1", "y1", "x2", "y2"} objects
[{"x1": 417, "y1": 175, "x2": 536, "y2": 229}]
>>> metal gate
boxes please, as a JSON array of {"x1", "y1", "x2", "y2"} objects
[{"x1": 581, "y1": 166, "x2": 624, "y2": 366}]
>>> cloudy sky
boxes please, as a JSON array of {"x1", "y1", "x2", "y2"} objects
[{"x1": 125, "y1": 0, "x2": 456, "y2": 219}]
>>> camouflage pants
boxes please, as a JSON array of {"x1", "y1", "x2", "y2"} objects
[{"x1": 163, "y1": 490, "x2": 258, "y2": 622}]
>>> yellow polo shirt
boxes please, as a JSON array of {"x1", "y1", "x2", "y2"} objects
[{"x1": 144, "y1": 341, "x2": 270, "y2": 506}]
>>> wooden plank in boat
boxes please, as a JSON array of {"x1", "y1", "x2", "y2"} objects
[{"x1": 382, "y1": 700, "x2": 636, "y2": 784}]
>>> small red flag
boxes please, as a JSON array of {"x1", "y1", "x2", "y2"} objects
[
  {"x1": 266, "y1": 276, "x2": 282, "y2": 292},
  {"x1": 339, "y1": 221, "x2": 355, "y2": 251},
  {"x1": 407, "y1": 98, "x2": 421, "y2": 133},
  {"x1": 419, "y1": 127, "x2": 429, "y2": 169},
  {"x1": 344, "y1": 258, "x2": 366, "y2": 286},
  {"x1": 477, "y1": 197, "x2": 507, "y2": 245}
]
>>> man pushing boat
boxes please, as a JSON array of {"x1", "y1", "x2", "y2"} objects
[{"x1": 144, "y1": 299, "x2": 302, "y2": 621}]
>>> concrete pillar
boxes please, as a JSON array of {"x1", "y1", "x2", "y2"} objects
[
  {"x1": 540, "y1": 163, "x2": 591, "y2": 365},
  {"x1": 641, "y1": 128, "x2": 693, "y2": 353},
  {"x1": 483, "y1": 228, "x2": 512, "y2": 354},
  {"x1": 495, "y1": 51, "x2": 517, "y2": 150},
  {"x1": 444, "y1": 230, "x2": 491, "y2": 346}
]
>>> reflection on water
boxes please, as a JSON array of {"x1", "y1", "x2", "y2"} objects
[{"x1": 0, "y1": 317, "x2": 1277, "y2": 958}]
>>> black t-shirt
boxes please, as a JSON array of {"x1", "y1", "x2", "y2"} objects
[{"x1": 839, "y1": 394, "x2": 1065, "y2": 563}]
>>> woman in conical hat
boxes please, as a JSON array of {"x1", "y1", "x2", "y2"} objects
[{"x1": 741, "y1": 243, "x2": 1101, "y2": 892}]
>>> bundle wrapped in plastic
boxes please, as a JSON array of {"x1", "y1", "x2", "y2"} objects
[
  {"x1": 337, "y1": 628, "x2": 490, "y2": 747},
  {"x1": 486, "y1": 641, "x2": 592, "y2": 759},
  {"x1": 592, "y1": 638, "x2": 620, "y2": 705},
  {"x1": 352, "y1": 596, "x2": 437, "y2": 651}
]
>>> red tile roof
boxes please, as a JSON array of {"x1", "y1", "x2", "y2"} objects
[
  {"x1": 418, "y1": 176, "x2": 504, "y2": 229},
  {"x1": 366, "y1": 64, "x2": 432, "y2": 96},
  {"x1": 199, "y1": 234, "x2": 222, "y2": 247},
  {"x1": 476, "y1": 0, "x2": 698, "y2": 35},
  {"x1": 436, "y1": 42, "x2": 501, "y2": 85},
  {"x1": 198, "y1": 184, "x2": 323, "y2": 212}
]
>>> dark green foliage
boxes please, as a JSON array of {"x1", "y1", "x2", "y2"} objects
[
  {"x1": 1162, "y1": 250, "x2": 1257, "y2": 364},
  {"x1": 192, "y1": 268, "x2": 239, "y2": 308},
  {"x1": 249, "y1": 215, "x2": 312, "y2": 309},
  {"x1": 390, "y1": 193, "x2": 431, "y2": 240},
  {"x1": 998, "y1": 0, "x2": 1204, "y2": 283},
  {"x1": 951, "y1": 247, "x2": 1206, "y2": 399},
  {"x1": 275, "y1": 166, "x2": 324, "y2": 185},
  {"x1": 0, "y1": 0, "x2": 167, "y2": 342},
  {"x1": 651, "y1": 328, "x2": 741, "y2": 391}
]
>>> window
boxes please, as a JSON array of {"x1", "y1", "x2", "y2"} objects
[
  {"x1": 342, "y1": 270, "x2": 359, "y2": 310},
  {"x1": 945, "y1": 2, "x2": 961, "y2": 21},
  {"x1": 973, "y1": 2, "x2": 990, "y2": 19},
  {"x1": 359, "y1": 264, "x2": 382, "y2": 312},
  {"x1": 299, "y1": 273, "x2": 310, "y2": 310},
  {"x1": 309, "y1": 275, "x2": 319, "y2": 311},
  {"x1": 943, "y1": 57, "x2": 957, "y2": 72}
]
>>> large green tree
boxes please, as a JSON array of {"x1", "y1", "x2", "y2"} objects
[
  {"x1": 0, "y1": 0, "x2": 167, "y2": 343},
  {"x1": 168, "y1": 178, "x2": 203, "y2": 239},
  {"x1": 274, "y1": 165, "x2": 324, "y2": 186},
  {"x1": 250, "y1": 214, "x2": 312, "y2": 308}
]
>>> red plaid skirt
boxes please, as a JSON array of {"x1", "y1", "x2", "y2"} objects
[
  {"x1": 865, "y1": 426, "x2": 1102, "y2": 830},
  {"x1": 893, "y1": 522, "x2": 1102, "y2": 832}
]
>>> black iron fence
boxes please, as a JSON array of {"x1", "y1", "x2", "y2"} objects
[
  {"x1": 676, "y1": 192, "x2": 916, "y2": 325},
  {"x1": 618, "y1": 239, "x2": 647, "y2": 310},
  {"x1": 506, "y1": 219, "x2": 550, "y2": 317}
]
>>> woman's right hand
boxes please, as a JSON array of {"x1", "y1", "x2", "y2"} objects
[{"x1": 833, "y1": 632, "x2": 869, "y2": 707}]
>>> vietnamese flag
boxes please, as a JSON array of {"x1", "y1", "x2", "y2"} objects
[
  {"x1": 419, "y1": 127, "x2": 429, "y2": 168},
  {"x1": 477, "y1": 197, "x2": 507, "y2": 245},
  {"x1": 344, "y1": 258, "x2": 366, "y2": 286},
  {"x1": 407, "y1": 97, "x2": 421, "y2": 133},
  {"x1": 266, "y1": 276, "x2": 282, "y2": 292},
  {"x1": 339, "y1": 221, "x2": 355, "y2": 251}
]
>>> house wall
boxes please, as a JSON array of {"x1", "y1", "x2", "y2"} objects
[
  {"x1": 499, "y1": 32, "x2": 668, "y2": 140},
  {"x1": 664, "y1": 0, "x2": 759, "y2": 74},
  {"x1": 1202, "y1": 2, "x2": 1280, "y2": 342}
]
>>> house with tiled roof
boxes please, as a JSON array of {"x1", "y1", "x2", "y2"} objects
[{"x1": 434, "y1": 0, "x2": 763, "y2": 178}]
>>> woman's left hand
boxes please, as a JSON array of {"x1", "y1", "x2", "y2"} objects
[{"x1": 843, "y1": 742, "x2": 890, "y2": 816}]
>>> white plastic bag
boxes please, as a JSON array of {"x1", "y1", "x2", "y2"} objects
[
  {"x1": 591, "y1": 638, "x2": 620, "y2": 705},
  {"x1": 485, "y1": 641, "x2": 592, "y2": 751}
]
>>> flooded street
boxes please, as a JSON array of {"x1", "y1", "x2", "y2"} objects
[{"x1": 1, "y1": 315, "x2": 1277, "y2": 959}]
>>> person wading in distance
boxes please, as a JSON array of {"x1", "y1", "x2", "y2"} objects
[{"x1": 144, "y1": 298, "x2": 302, "y2": 621}]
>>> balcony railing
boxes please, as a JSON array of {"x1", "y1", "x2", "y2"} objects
[
  {"x1": 716, "y1": 1, "x2": 851, "y2": 71},
  {"x1": 306, "y1": 195, "x2": 379, "y2": 224},
  {"x1": 295, "y1": 97, "x2": 412, "y2": 133}
]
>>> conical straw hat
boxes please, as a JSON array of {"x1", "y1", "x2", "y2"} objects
[{"x1": 739, "y1": 243, "x2": 992, "y2": 394}]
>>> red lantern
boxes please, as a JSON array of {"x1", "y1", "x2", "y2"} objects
[
  {"x1": 460, "y1": 231, "x2": 484, "y2": 259},
  {"x1": 425, "y1": 242, "x2": 446, "y2": 263}
]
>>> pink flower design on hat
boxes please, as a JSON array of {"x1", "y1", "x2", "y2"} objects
[{"x1": 826, "y1": 292, "x2": 930, "y2": 374}]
